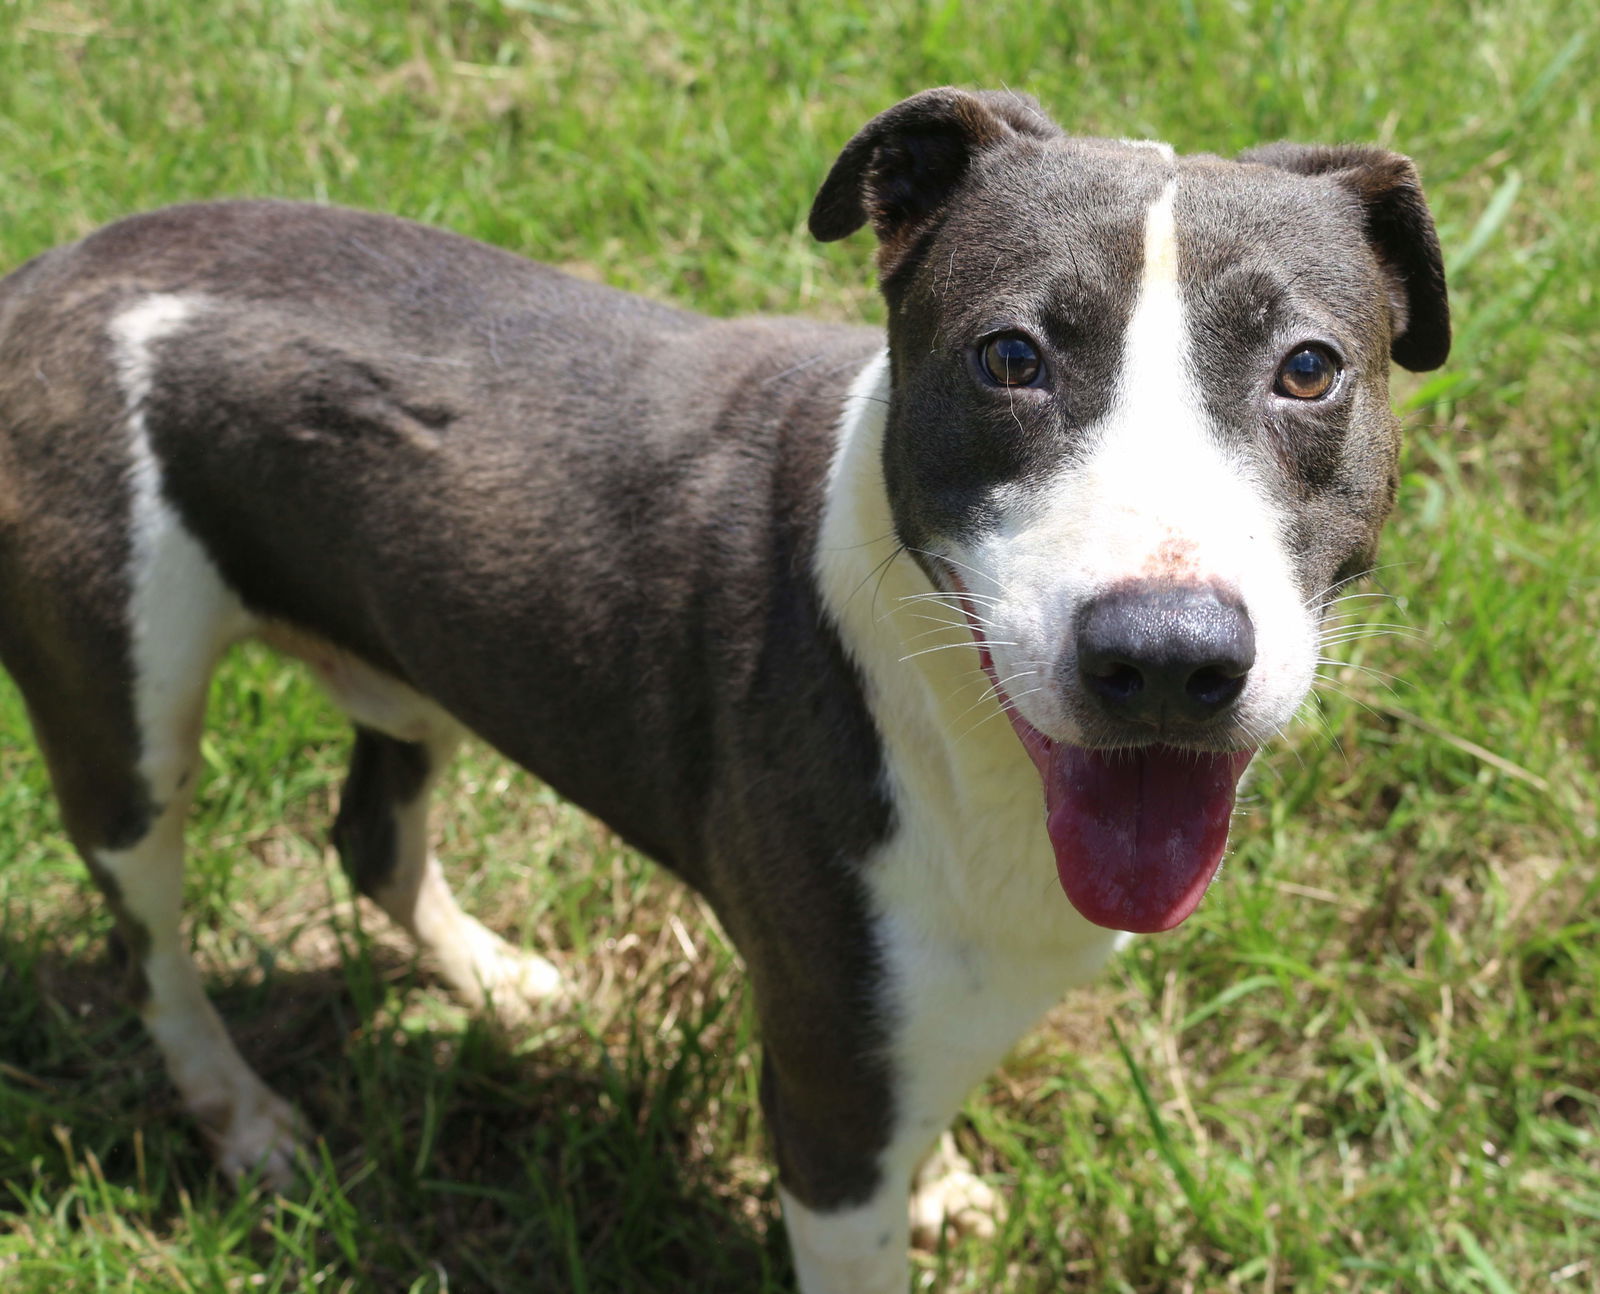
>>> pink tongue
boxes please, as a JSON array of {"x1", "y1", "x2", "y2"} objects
[{"x1": 1025, "y1": 738, "x2": 1253, "y2": 933}]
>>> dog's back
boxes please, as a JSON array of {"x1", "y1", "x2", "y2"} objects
[{"x1": 0, "y1": 200, "x2": 886, "y2": 878}]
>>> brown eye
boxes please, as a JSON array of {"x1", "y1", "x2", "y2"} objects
[
  {"x1": 979, "y1": 333, "x2": 1043, "y2": 387},
  {"x1": 1275, "y1": 346, "x2": 1338, "y2": 400}
]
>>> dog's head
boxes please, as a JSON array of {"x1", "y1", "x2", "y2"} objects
[{"x1": 812, "y1": 88, "x2": 1448, "y2": 933}]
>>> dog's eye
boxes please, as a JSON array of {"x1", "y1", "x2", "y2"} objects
[
  {"x1": 1274, "y1": 346, "x2": 1338, "y2": 400},
  {"x1": 979, "y1": 333, "x2": 1043, "y2": 387}
]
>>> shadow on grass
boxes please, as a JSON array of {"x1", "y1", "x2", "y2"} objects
[{"x1": 1, "y1": 935, "x2": 787, "y2": 1293}]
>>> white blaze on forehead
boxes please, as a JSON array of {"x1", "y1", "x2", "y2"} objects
[
  {"x1": 1118, "y1": 177, "x2": 1187, "y2": 422},
  {"x1": 1089, "y1": 173, "x2": 1242, "y2": 546},
  {"x1": 1094, "y1": 172, "x2": 1278, "y2": 586}
]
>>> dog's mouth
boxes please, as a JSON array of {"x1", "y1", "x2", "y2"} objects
[{"x1": 953, "y1": 579, "x2": 1254, "y2": 934}]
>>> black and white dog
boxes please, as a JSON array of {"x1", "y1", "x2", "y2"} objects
[{"x1": 0, "y1": 89, "x2": 1446, "y2": 1291}]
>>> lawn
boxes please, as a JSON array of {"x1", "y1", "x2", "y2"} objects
[{"x1": 0, "y1": 1, "x2": 1596, "y2": 1290}]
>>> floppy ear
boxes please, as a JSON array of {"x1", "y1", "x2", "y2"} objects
[
  {"x1": 1239, "y1": 142, "x2": 1450, "y2": 372},
  {"x1": 809, "y1": 87, "x2": 1061, "y2": 280}
]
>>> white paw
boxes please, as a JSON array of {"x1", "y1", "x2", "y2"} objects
[
  {"x1": 482, "y1": 947, "x2": 565, "y2": 1020},
  {"x1": 909, "y1": 1134, "x2": 1006, "y2": 1250},
  {"x1": 205, "y1": 1084, "x2": 307, "y2": 1191},
  {"x1": 446, "y1": 933, "x2": 566, "y2": 1026}
]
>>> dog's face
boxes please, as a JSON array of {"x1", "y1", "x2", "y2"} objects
[{"x1": 812, "y1": 90, "x2": 1448, "y2": 933}]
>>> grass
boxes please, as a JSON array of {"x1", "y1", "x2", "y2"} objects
[{"x1": 0, "y1": 0, "x2": 1596, "y2": 1290}]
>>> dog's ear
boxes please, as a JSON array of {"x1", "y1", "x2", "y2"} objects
[
  {"x1": 1239, "y1": 142, "x2": 1450, "y2": 372},
  {"x1": 810, "y1": 87, "x2": 1060, "y2": 279}
]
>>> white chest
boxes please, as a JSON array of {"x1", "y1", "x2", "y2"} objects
[{"x1": 814, "y1": 351, "x2": 1125, "y2": 1157}]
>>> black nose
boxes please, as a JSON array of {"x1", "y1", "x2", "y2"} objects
[{"x1": 1076, "y1": 582, "x2": 1256, "y2": 728}]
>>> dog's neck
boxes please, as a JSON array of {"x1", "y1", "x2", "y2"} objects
[{"x1": 813, "y1": 349, "x2": 1043, "y2": 836}]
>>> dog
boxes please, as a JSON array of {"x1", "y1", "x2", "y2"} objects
[{"x1": 0, "y1": 88, "x2": 1447, "y2": 1292}]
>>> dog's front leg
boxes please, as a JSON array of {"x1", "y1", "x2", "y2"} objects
[
  {"x1": 758, "y1": 966, "x2": 1012, "y2": 1292},
  {"x1": 780, "y1": 1180, "x2": 910, "y2": 1294},
  {"x1": 773, "y1": 1111, "x2": 1001, "y2": 1292},
  {"x1": 746, "y1": 951, "x2": 907, "y2": 1293},
  {"x1": 759, "y1": 904, "x2": 1117, "y2": 1290}
]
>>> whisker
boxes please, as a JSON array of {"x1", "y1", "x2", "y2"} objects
[
  {"x1": 1311, "y1": 675, "x2": 1396, "y2": 725},
  {"x1": 950, "y1": 662, "x2": 1066, "y2": 697},
  {"x1": 1316, "y1": 624, "x2": 1427, "y2": 643},
  {"x1": 899, "y1": 624, "x2": 973, "y2": 648},
  {"x1": 867, "y1": 542, "x2": 911, "y2": 624},
  {"x1": 880, "y1": 599, "x2": 1003, "y2": 634},
  {"x1": 1319, "y1": 626, "x2": 1429, "y2": 646},
  {"x1": 1315, "y1": 659, "x2": 1410, "y2": 691},
  {"x1": 897, "y1": 614, "x2": 973, "y2": 635},
  {"x1": 949, "y1": 668, "x2": 1041, "y2": 722},
  {"x1": 1317, "y1": 618, "x2": 1423, "y2": 632},
  {"x1": 902, "y1": 547, "x2": 1017, "y2": 598},
  {"x1": 838, "y1": 541, "x2": 907, "y2": 616},
  {"x1": 954, "y1": 685, "x2": 1046, "y2": 746},
  {"x1": 900, "y1": 639, "x2": 1012, "y2": 663},
  {"x1": 1317, "y1": 614, "x2": 1418, "y2": 631},
  {"x1": 889, "y1": 611, "x2": 998, "y2": 639},
  {"x1": 1302, "y1": 561, "x2": 1417, "y2": 611},
  {"x1": 899, "y1": 590, "x2": 1004, "y2": 608}
]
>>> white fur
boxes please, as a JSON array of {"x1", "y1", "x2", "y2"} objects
[
  {"x1": 107, "y1": 294, "x2": 254, "y2": 802},
  {"x1": 1122, "y1": 138, "x2": 1177, "y2": 162},
  {"x1": 782, "y1": 1137, "x2": 1001, "y2": 1294},
  {"x1": 258, "y1": 622, "x2": 457, "y2": 744},
  {"x1": 781, "y1": 1185, "x2": 908, "y2": 1294}
]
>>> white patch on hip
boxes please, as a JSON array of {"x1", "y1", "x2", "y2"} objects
[
  {"x1": 106, "y1": 293, "x2": 253, "y2": 803},
  {"x1": 1121, "y1": 138, "x2": 1176, "y2": 163},
  {"x1": 959, "y1": 177, "x2": 1317, "y2": 747}
]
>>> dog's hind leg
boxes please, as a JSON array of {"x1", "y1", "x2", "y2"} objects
[
  {"x1": 0, "y1": 509, "x2": 303, "y2": 1185},
  {"x1": 91, "y1": 703, "x2": 307, "y2": 1188},
  {"x1": 0, "y1": 291, "x2": 307, "y2": 1184},
  {"x1": 330, "y1": 721, "x2": 564, "y2": 1022}
]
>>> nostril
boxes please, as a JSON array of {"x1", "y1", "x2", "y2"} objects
[
  {"x1": 1084, "y1": 660, "x2": 1144, "y2": 704},
  {"x1": 1185, "y1": 664, "x2": 1248, "y2": 709}
]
